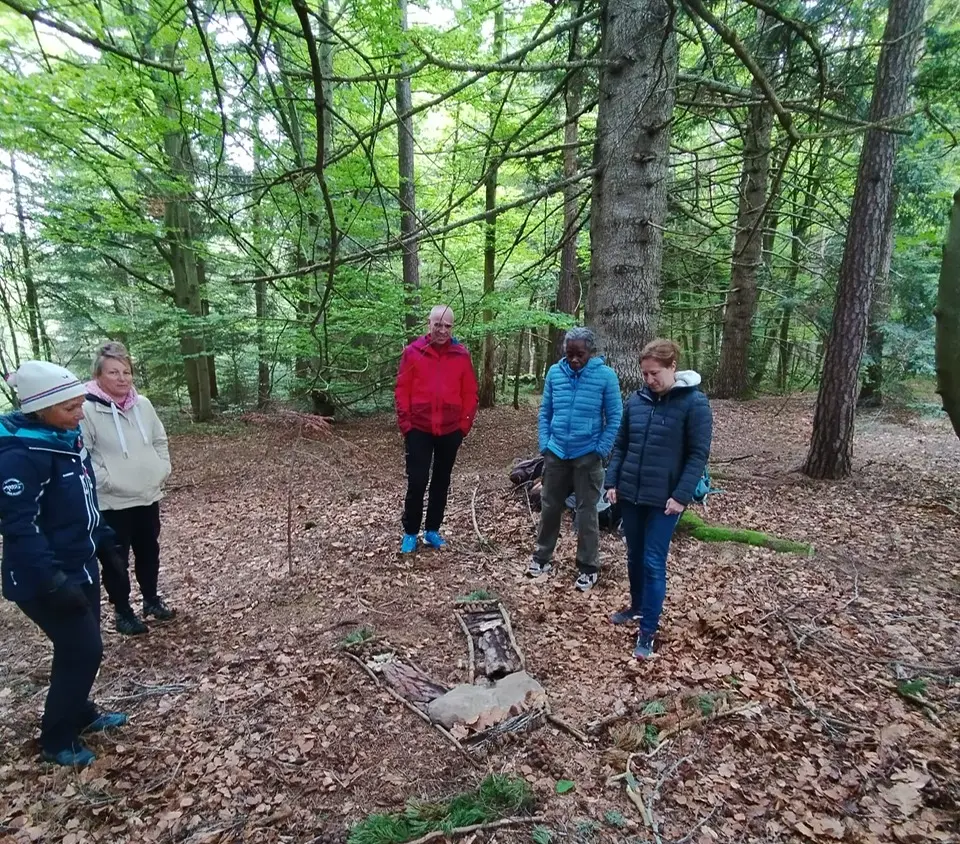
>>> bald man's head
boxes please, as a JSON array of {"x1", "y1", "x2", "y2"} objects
[{"x1": 428, "y1": 305, "x2": 455, "y2": 346}]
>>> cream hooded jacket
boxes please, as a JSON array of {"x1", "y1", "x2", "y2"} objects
[{"x1": 80, "y1": 388, "x2": 171, "y2": 511}]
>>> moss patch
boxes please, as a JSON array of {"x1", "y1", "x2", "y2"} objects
[
  {"x1": 348, "y1": 775, "x2": 534, "y2": 844},
  {"x1": 678, "y1": 511, "x2": 813, "y2": 555}
]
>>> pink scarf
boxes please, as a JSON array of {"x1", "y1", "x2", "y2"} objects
[{"x1": 85, "y1": 379, "x2": 139, "y2": 411}]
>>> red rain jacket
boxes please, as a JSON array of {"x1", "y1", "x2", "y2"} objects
[{"x1": 395, "y1": 336, "x2": 479, "y2": 437}]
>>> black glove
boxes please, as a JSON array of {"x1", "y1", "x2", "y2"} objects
[{"x1": 42, "y1": 572, "x2": 89, "y2": 615}]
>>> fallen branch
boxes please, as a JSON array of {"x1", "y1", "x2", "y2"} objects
[
  {"x1": 471, "y1": 478, "x2": 488, "y2": 547},
  {"x1": 101, "y1": 682, "x2": 194, "y2": 703},
  {"x1": 455, "y1": 612, "x2": 476, "y2": 685},
  {"x1": 587, "y1": 704, "x2": 631, "y2": 735},
  {"x1": 343, "y1": 653, "x2": 484, "y2": 770},
  {"x1": 546, "y1": 712, "x2": 589, "y2": 743},
  {"x1": 650, "y1": 702, "x2": 760, "y2": 750},
  {"x1": 499, "y1": 603, "x2": 526, "y2": 671},
  {"x1": 402, "y1": 815, "x2": 545, "y2": 844}
]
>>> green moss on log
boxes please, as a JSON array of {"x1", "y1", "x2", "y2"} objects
[{"x1": 678, "y1": 511, "x2": 813, "y2": 555}]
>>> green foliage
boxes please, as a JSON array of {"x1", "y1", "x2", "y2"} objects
[
  {"x1": 696, "y1": 694, "x2": 717, "y2": 717},
  {"x1": 349, "y1": 775, "x2": 533, "y2": 844},
  {"x1": 531, "y1": 825, "x2": 553, "y2": 844},
  {"x1": 339, "y1": 627, "x2": 375, "y2": 648},
  {"x1": 554, "y1": 779, "x2": 575, "y2": 794},
  {"x1": 641, "y1": 700, "x2": 667, "y2": 717},
  {"x1": 602, "y1": 810, "x2": 626, "y2": 829},
  {"x1": 642, "y1": 724, "x2": 660, "y2": 749},
  {"x1": 898, "y1": 678, "x2": 929, "y2": 698},
  {"x1": 457, "y1": 589, "x2": 496, "y2": 602}
]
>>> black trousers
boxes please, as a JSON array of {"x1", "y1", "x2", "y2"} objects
[
  {"x1": 17, "y1": 581, "x2": 102, "y2": 753},
  {"x1": 403, "y1": 430, "x2": 463, "y2": 534},
  {"x1": 100, "y1": 503, "x2": 162, "y2": 610}
]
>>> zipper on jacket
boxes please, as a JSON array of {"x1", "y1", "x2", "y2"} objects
[{"x1": 633, "y1": 393, "x2": 660, "y2": 505}]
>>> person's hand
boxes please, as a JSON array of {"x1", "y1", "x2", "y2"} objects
[
  {"x1": 607, "y1": 489, "x2": 618, "y2": 505},
  {"x1": 665, "y1": 497, "x2": 685, "y2": 516},
  {"x1": 42, "y1": 573, "x2": 89, "y2": 615}
]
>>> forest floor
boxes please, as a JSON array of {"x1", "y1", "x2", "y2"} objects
[{"x1": 1, "y1": 396, "x2": 958, "y2": 844}]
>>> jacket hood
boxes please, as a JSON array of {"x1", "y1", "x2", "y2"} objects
[
  {"x1": 0, "y1": 411, "x2": 82, "y2": 453},
  {"x1": 410, "y1": 335, "x2": 469, "y2": 356},
  {"x1": 559, "y1": 355, "x2": 606, "y2": 376},
  {"x1": 673, "y1": 370, "x2": 702, "y2": 389}
]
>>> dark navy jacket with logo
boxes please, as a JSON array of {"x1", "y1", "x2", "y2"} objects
[{"x1": 0, "y1": 412, "x2": 110, "y2": 602}]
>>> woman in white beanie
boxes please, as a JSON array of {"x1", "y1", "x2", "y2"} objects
[
  {"x1": 0, "y1": 360, "x2": 129, "y2": 767},
  {"x1": 80, "y1": 342, "x2": 174, "y2": 636}
]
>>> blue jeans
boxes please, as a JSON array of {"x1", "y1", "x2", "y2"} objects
[{"x1": 619, "y1": 502, "x2": 680, "y2": 636}]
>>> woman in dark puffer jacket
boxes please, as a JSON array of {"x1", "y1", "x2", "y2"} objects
[{"x1": 605, "y1": 340, "x2": 713, "y2": 660}]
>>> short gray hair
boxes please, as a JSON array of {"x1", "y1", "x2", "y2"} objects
[{"x1": 563, "y1": 326, "x2": 595, "y2": 353}]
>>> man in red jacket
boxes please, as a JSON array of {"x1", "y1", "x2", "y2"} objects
[{"x1": 395, "y1": 305, "x2": 479, "y2": 553}]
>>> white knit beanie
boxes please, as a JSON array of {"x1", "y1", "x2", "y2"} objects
[{"x1": 6, "y1": 360, "x2": 87, "y2": 413}]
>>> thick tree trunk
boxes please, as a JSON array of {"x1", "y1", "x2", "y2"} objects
[
  {"x1": 397, "y1": 0, "x2": 420, "y2": 338},
  {"x1": 935, "y1": 188, "x2": 960, "y2": 440},
  {"x1": 803, "y1": 0, "x2": 926, "y2": 479},
  {"x1": 9, "y1": 154, "x2": 43, "y2": 360},
  {"x1": 552, "y1": 22, "x2": 584, "y2": 363},
  {"x1": 713, "y1": 55, "x2": 775, "y2": 398},
  {"x1": 586, "y1": 0, "x2": 677, "y2": 391},
  {"x1": 478, "y1": 2, "x2": 505, "y2": 409}
]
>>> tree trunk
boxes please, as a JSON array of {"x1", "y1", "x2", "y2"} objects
[
  {"x1": 9, "y1": 153, "x2": 43, "y2": 360},
  {"x1": 160, "y1": 43, "x2": 211, "y2": 422},
  {"x1": 713, "y1": 17, "x2": 777, "y2": 399},
  {"x1": 397, "y1": 0, "x2": 420, "y2": 338},
  {"x1": 478, "y1": 2, "x2": 505, "y2": 409},
  {"x1": 586, "y1": 0, "x2": 677, "y2": 391},
  {"x1": 859, "y1": 190, "x2": 897, "y2": 406},
  {"x1": 803, "y1": 0, "x2": 926, "y2": 479},
  {"x1": 935, "y1": 188, "x2": 960, "y2": 440},
  {"x1": 199, "y1": 289, "x2": 218, "y2": 401},
  {"x1": 552, "y1": 20, "x2": 584, "y2": 363},
  {"x1": 251, "y1": 71, "x2": 271, "y2": 410},
  {"x1": 513, "y1": 328, "x2": 525, "y2": 410}
]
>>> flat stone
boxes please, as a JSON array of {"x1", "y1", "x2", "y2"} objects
[{"x1": 426, "y1": 671, "x2": 547, "y2": 729}]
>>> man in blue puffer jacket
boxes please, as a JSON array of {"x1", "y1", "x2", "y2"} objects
[
  {"x1": 528, "y1": 327, "x2": 622, "y2": 591},
  {"x1": 605, "y1": 339, "x2": 712, "y2": 660}
]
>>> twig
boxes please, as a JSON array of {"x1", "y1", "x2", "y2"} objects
[
  {"x1": 402, "y1": 815, "x2": 545, "y2": 844},
  {"x1": 795, "y1": 570, "x2": 860, "y2": 649},
  {"x1": 455, "y1": 611, "x2": 476, "y2": 685},
  {"x1": 546, "y1": 712, "x2": 589, "y2": 743},
  {"x1": 650, "y1": 702, "x2": 760, "y2": 749},
  {"x1": 101, "y1": 682, "x2": 194, "y2": 703},
  {"x1": 498, "y1": 603, "x2": 525, "y2": 671},
  {"x1": 781, "y1": 662, "x2": 856, "y2": 734},
  {"x1": 343, "y1": 653, "x2": 483, "y2": 770},
  {"x1": 523, "y1": 486, "x2": 538, "y2": 527},
  {"x1": 587, "y1": 704, "x2": 631, "y2": 735},
  {"x1": 471, "y1": 477, "x2": 487, "y2": 546}
]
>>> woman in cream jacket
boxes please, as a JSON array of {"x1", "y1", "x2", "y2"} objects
[{"x1": 80, "y1": 342, "x2": 174, "y2": 635}]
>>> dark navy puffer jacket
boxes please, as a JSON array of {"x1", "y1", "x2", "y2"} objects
[
  {"x1": 0, "y1": 413, "x2": 110, "y2": 602},
  {"x1": 604, "y1": 371, "x2": 713, "y2": 507}
]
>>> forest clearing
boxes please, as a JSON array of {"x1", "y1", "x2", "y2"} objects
[{"x1": 1, "y1": 398, "x2": 957, "y2": 844}]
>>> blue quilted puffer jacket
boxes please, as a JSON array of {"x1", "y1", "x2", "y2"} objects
[
  {"x1": 538, "y1": 356, "x2": 623, "y2": 460},
  {"x1": 604, "y1": 371, "x2": 713, "y2": 507}
]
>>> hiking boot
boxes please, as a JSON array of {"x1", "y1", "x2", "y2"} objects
[
  {"x1": 423, "y1": 530, "x2": 446, "y2": 549},
  {"x1": 82, "y1": 712, "x2": 129, "y2": 734},
  {"x1": 42, "y1": 743, "x2": 96, "y2": 768},
  {"x1": 526, "y1": 559, "x2": 553, "y2": 577},
  {"x1": 575, "y1": 571, "x2": 599, "y2": 592},
  {"x1": 143, "y1": 597, "x2": 176, "y2": 621},
  {"x1": 400, "y1": 534, "x2": 419, "y2": 554},
  {"x1": 633, "y1": 631, "x2": 656, "y2": 660},
  {"x1": 115, "y1": 609, "x2": 147, "y2": 636},
  {"x1": 609, "y1": 607, "x2": 640, "y2": 626}
]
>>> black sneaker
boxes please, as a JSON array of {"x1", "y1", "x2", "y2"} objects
[
  {"x1": 609, "y1": 607, "x2": 640, "y2": 626},
  {"x1": 115, "y1": 610, "x2": 148, "y2": 636},
  {"x1": 143, "y1": 597, "x2": 176, "y2": 621}
]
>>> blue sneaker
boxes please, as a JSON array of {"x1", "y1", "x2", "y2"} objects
[
  {"x1": 400, "y1": 534, "x2": 419, "y2": 554},
  {"x1": 42, "y1": 744, "x2": 96, "y2": 767},
  {"x1": 423, "y1": 531, "x2": 446, "y2": 549},
  {"x1": 633, "y1": 631, "x2": 655, "y2": 660},
  {"x1": 83, "y1": 712, "x2": 129, "y2": 733}
]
